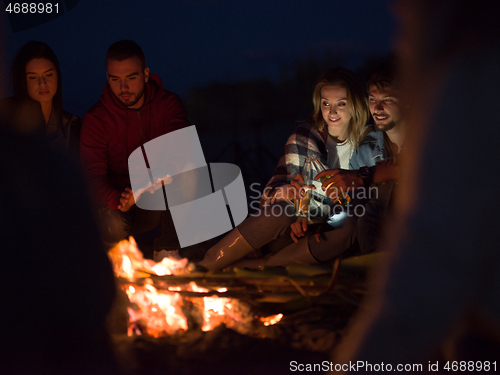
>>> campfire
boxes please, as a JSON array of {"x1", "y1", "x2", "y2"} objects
[
  {"x1": 106, "y1": 238, "x2": 373, "y2": 374},
  {"x1": 108, "y1": 238, "x2": 283, "y2": 337}
]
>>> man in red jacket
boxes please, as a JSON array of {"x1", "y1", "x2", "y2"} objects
[{"x1": 80, "y1": 40, "x2": 189, "y2": 253}]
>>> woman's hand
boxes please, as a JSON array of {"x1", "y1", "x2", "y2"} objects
[
  {"x1": 290, "y1": 218, "x2": 323, "y2": 243},
  {"x1": 290, "y1": 172, "x2": 305, "y2": 192},
  {"x1": 265, "y1": 173, "x2": 310, "y2": 205},
  {"x1": 118, "y1": 187, "x2": 136, "y2": 212},
  {"x1": 290, "y1": 217, "x2": 308, "y2": 242},
  {"x1": 315, "y1": 169, "x2": 362, "y2": 200}
]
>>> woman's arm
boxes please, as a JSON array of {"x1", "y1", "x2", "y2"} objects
[{"x1": 265, "y1": 123, "x2": 323, "y2": 199}]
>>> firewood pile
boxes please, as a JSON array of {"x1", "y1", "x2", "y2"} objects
[{"x1": 106, "y1": 244, "x2": 384, "y2": 375}]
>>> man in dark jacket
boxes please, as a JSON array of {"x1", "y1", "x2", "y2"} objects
[{"x1": 80, "y1": 40, "x2": 189, "y2": 252}]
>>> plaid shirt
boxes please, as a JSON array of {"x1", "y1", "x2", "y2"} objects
[
  {"x1": 264, "y1": 122, "x2": 389, "y2": 223},
  {"x1": 266, "y1": 122, "x2": 332, "y2": 190},
  {"x1": 264, "y1": 122, "x2": 343, "y2": 216}
]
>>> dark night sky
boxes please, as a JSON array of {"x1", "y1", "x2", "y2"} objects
[{"x1": 1, "y1": 0, "x2": 397, "y2": 117}]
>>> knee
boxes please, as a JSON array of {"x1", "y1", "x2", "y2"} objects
[
  {"x1": 254, "y1": 201, "x2": 296, "y2": 222},
  {"x1": 309, "y1": 218, "x2": 358, "y2": 262}
]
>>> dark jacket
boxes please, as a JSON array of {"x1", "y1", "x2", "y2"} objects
[
  {"x1": 80, "y1": 73, "x2": 189, "y2": 209},
  {"x1": 0, "y1": 97, "x2": 80, "y2": 158},
  {"x1": 46, "y1": 109, "x2": 81, "y2": 157}
]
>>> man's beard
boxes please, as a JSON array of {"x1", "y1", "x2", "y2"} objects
[
  {"x1": 119, "y1": 88, "x2": 145, "y2": 108},
  {"x1": 374, "y1": 118, "x2": 397, "y2": 132}
]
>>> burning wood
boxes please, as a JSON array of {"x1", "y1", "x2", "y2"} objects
[
  {"x1": 106, "y1": 241, "x2": 378, "y2": 373},
  {"x1": 260, "y1": 314, "x2": 284, "y2": 326},
  {"x1": 108, "y1": 238, "x2": 283, "y2": 337}
]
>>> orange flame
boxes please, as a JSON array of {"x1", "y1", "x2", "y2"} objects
[
  {"x1": 108, "y1": 237, "x2": 188, "y2": 281},
  {"x1": 108, "y1": 238, "x2": 283, "y2": 337},
  {"x1": 201, "y1": 296, "x2": 232, "y2": 332},
  {"x1": 260, "y1": 313, "x2": 283, "y2": 326},
  {"x1": 125, "y1": 280, "x2": 188, "y2": 336}
]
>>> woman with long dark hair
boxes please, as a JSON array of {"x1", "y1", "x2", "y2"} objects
[{"x1": 9, "y1": 40, "x2": 80, "y2": 153}]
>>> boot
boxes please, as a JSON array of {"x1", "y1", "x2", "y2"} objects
[
  {"x1": 231, "y1": 236, "x2": 318, "y2": 270},
  {"x1": 198, "y1": 228, "x2": 255, "y2": 271}
]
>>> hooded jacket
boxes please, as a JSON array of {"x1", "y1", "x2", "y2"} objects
[{"x1": 80, "y1": 73, "x2": 189, "y2": 209}]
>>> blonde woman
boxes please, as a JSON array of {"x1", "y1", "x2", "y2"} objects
[{"x1": 199, "y1": 68, "x2": 371, "y2": 270}]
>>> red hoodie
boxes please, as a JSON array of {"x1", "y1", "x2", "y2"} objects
[{"x1": 80, "y1": 74, "x2": 189, "y2": 209}]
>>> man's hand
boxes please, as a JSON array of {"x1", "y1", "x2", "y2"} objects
[
  {"x1": 315, "y1": 169, "x2": 362, "y2": 200},
  {"x1": 118, "y1": 187, "x2": 135, "y2": 212}
]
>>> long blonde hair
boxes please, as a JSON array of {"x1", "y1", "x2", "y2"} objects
[{"x1": 311, "y1": 68, "x2": 367, "y2": 148}]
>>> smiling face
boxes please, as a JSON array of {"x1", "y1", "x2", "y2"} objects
[
  {"x1": 106, "y1": 57, "x2": 149, "y2": 109},
  {"x1": 320, "y1": 85, "x2": 352, "y2": 140},
  {"x1": 25, "y1": 58, "x2": 58, "y2": 105},
  {"x1": 368, "y1": 85, "x2": 402, "y2": 132}
]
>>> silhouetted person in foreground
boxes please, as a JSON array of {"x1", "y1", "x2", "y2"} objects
[
  {"x1": 333, "y1": 0, "x2": 500, "y2": 370},
  {"x1": 0, "y1": 116, "x2": 119, "y2": 373}
]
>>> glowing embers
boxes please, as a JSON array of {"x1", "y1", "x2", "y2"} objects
[
  {"x1": 108, "y1": 238, "x2": 282, "y2": 337},
  {"x1": 125, "y1": 280, "x2": 188, "y2": 337},
  {"x1": 260, "y1": 313, "x2": 283, "y2": 327}
]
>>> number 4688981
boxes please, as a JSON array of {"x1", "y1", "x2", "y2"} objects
[
  {"x1": 5, "y1": 3, "x2": 59, "y2": 14},
  {"x1": 444, "y1": 361, "x2": 496, "y2": 372}
]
